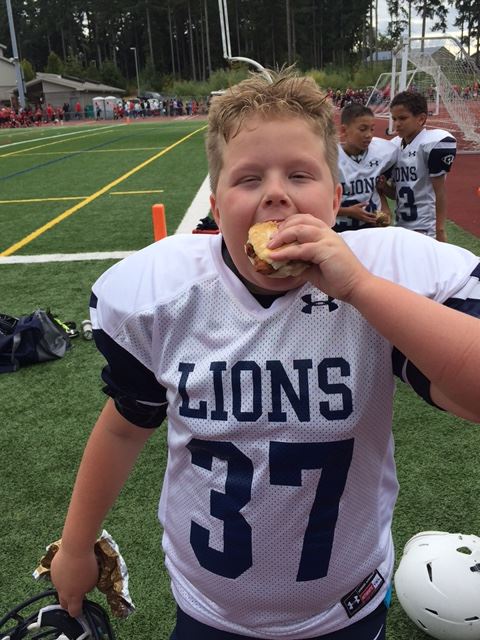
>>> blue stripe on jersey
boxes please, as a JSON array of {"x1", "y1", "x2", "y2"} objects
[
  {"x1": 93, "y1": 327, "x2": 167, "y2": 428},
  {"x1": 443, "y1": 263, "x2": 480, "y2": 318},
  {"x1": 393, "y1": 263, "x2": 480, "y2": 406},
  {"x1": 392, "y1": 348, "x2": 440, "y2": 408},
  {"x1": 90, "y1": 291, "x2": 98, "y2": 309},
  {"x1": 444, "y1": 298, "x2": 480, "y2": 318}
]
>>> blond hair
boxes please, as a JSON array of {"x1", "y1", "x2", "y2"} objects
[{"x1": 206, "y1": 69, "x2": 339, "y2": 193}]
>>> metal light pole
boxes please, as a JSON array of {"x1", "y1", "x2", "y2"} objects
[
  {"x1": 130, "y1": 47, "x2": 140, "y2": 97},
  {"x1": 5, "y1": 0, "x2": 26, "y2": 108}
]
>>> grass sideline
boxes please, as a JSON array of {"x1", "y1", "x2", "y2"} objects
[{"x1": 1, "y1": 119, "x2": 480, "y2": 639}]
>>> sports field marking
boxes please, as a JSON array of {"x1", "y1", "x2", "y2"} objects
[
  {"x1": 0, "y1": 124, "x2": 122, "y2": 153},
  {"x1": 0, "y1": 190, "x2": 164, "y2": 204},
  {"x1": 0, "y1": 251, "x2": 136, "y2": 264},
  {"x1": 0, "y1": 125, "x2": 207, "y2": 257},
  {"x1": 0, "y1": 196, "x2": 86, "y2": 204},
  {"x1": 176, "y1": 175, "x2": 211, "y2": 234},
  {"x1": 110, "y1": 190, "x2": 164, "y2": 195},
  {"x1": 0, "y1": 177, "x2": 208, "y2": 264},
  {"x1": 0, "y1": 135, "x2": 128, "y2": 183},
  {"x1": 14, "y1": 147, "x2": 166, "y2": 156},
  {"x1": 0, "y1": 125, "x2": 124, "y2": 158}
]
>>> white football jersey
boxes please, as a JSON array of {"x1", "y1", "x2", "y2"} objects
[
  {"x1": 391, "y1": 128, "x2": 456, "y2": 237},
  {"x1": 91, "y1": 231, "x2": 478, "y2": 639},
  {"x1": 334, "y1": 137, "x2": 397, "y2": 232}
]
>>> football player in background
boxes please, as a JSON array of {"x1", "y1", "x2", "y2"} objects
[
  {"x1": 50, "y1": 70, "x2": 480, "y2": 640},
  {"x1": 334, "y1": 104, "x2": 396, "y2": 232},
  {"x1": 378, "y1": 91, "x2": 456, "y2": 242}
]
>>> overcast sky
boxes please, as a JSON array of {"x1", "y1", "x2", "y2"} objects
[{"x1": 376, "y1": 0, "x2": 460, "y2": 38}]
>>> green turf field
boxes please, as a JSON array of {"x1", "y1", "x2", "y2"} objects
[{"x1": 1, "y1": 119, "x2": 479, "y2": 639}]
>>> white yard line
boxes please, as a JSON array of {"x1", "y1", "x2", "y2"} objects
[
  {"x1": 175, "y1": 175, "x2": 211, "y2": 233},
  {"x1": 0, "y1": 174, "x2": 211, "y2": 265},
  {"x1": 0, "y1": 124, "x2": 123, "y2": 150},
  {"x1": 0, "y1": 251, "x2": 136, "y2": 264}
]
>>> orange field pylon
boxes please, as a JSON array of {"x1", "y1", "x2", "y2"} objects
[{"x1": 152, "y1": 203, "x2": 167, "y2": 241}]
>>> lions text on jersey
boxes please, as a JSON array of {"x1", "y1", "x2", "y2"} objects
[
  {"x1": 391, "y1": 128, "x2": 456, "y2": 237},
  {"x1": 334, "y1": 138, "x2": 397, "y2": 232},
  {"x1": 90, "y1": 231, "x2": 478, "y2": 639}
]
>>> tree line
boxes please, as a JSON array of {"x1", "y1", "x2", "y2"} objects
[{"x1": 0, "y1": 0, "x2": 478, "y2": 92}]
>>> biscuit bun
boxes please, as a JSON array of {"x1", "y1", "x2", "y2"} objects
[
  {"x1": 244, "y1": 220, "x2": 309, "y2": 278},
  {"x1": 375, "y1": 212, "x2": 390, "y2": 227}
]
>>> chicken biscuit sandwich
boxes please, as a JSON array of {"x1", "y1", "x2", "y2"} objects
[{"x1": 244, "y1": 220, "x2": 309, "y2": 278}]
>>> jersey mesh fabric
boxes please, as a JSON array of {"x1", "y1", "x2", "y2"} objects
[{"x1": 92, "y1": 231, "x2": 478, "y2": 639}]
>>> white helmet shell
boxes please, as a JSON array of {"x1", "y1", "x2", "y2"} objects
[{"x1": 394, "y1": 531, "x2": 480, "y2": 639}]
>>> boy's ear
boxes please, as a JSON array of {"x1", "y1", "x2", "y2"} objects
[
  {"x1": 334, "y1": 182, "x2": 342, "y2": 210},
  {"x1": 330, "y1": 183, "x2": 342, "y2": 225},
  {"x1": 210, "y1": 194, "x2": 220, "y2": 227}
]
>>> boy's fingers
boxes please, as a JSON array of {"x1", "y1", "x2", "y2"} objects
[{"x1": 58, "y1": 594, "x2": 84, "y2": 619}]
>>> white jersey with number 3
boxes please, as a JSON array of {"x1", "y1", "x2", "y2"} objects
[
  {"x1": 392, "y1": 128, "x2": 456, "y2": 237},
  {"x1": 91, "y1": 230, "x2": 477, "y2": 639}
]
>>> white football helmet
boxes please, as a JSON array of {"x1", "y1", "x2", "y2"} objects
[{"x1": 394, "y1": 531, "x2": 480, "y2": 639}]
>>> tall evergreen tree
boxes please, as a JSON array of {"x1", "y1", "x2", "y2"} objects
[{"x1": 1, "y1": 0, "x2": 463, "y2": 86}]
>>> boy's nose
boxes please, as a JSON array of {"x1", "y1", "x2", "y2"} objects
[
  {"x1": 263, "y1": 193, "x2": 290, "y2": 207},
  {"x1": 261, "y1": 180, "x2": 293, "y2": 210}
]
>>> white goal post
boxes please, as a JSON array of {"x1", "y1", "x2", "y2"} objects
[
  {"x1": 368, "y1": 35, "x2": 480, "y2": 149},
  {"x1": 217, "y1": 0, "x2": 272, "y2": 82},
  {"x1": 367, "y1": 68, "x2": 440, "y2": 117}
]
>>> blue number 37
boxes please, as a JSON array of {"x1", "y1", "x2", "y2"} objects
[{"x1": 186, "y1": 438, "x2": 354, "y2": 582}]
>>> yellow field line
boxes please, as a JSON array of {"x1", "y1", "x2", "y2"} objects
[
  {"x1": 110, "y1": 189, "x2": 164, "y2": 195},
  {"x1": 0, "y1": 196, "x2": 86, "y2": 204},
  {"x1": 0, "y1": 190, "x2": 164, "y2": 203},
  {"x1": 0, "y1": 125, "x2": 206, "y2": 257}
]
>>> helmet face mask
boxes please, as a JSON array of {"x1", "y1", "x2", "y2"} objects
[
  {"x1": 0, "y1": 590, "x2": 115, "y2": 640},
  {"x1": 394, "y1": 531, "x2": 480, "y2": 640}
]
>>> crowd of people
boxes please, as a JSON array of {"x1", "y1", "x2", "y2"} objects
[
  {"x1": 0, "y1": 96, "x2": 210, "y2": 128},
  {"x1": 0, "y1": 104, "x2": 61, "y2": 128},
  {"x1": 112, "y1": 96, "x2": 208, "y2": 119},
  {"x1": 0, "y1": 78, "x2": 478, "y2": 129}
]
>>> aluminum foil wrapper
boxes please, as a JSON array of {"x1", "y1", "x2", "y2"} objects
[{"x1": 33, "y1": 529, "x2": 135, "y2": 618}]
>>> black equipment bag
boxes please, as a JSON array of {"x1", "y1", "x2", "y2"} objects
[{"x1": 0, "y1": 310, "x2": 71, "y2": 374}]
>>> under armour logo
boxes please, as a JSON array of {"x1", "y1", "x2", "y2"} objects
[
  {"x1": 408, "y1": 151, "x2": 416, "y2": 157},
  {"x1": 347, "y1": 595, "x2": 361, "y2": 610},
  {"x1": 369, "y1": 160, "x2": 379, "y2": 167},
  {"x1": 301, "y1": 294, "x2": 338, "y2": 314},
  {"x1": 443, "y1": 154, "x2": 455, "y2": 166}
]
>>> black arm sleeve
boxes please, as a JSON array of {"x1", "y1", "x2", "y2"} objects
[{"x1": 93, "y1": 327, "x2": 168, "y2": 428}]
